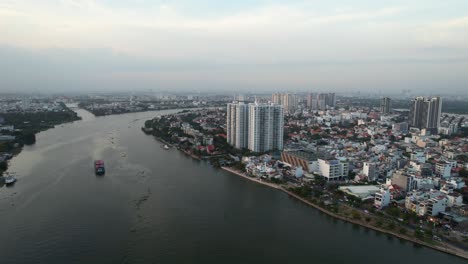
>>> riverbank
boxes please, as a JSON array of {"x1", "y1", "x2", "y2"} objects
[
  {"x1": 221, "y1": 166, "x2": 468, "y2": 260},
  {"x1": 0, "y1": 105, "x2": 81, "y2": 176},
  {"x1": 140, "y1": 110, "x2": 468, "y2": 260}
]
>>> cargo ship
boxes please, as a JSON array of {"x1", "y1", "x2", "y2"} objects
[{"x1": 94, "y1": 160, "x2": 105, "y2": 175}]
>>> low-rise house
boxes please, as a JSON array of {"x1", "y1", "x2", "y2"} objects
[
  {"x1": 435, "y1": 161, "x2": 452, "y2": 178},
  {"x1": 406, "y1": 190, "x2": 448, "y2": 216},
  {"x1": 374, "y1": 186, "x2": 392, "y2": 209},
  {"x1": 318, "y1": 158, "x2": 349, "y2": 181},
  {"x1": 446, "y1": 193, "x2": 464, "y2": 207}
]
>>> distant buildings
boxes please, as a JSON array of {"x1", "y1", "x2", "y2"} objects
[
  {"x1": 408, "y1": 96, "x2": 442, "y2": 132},
  {"x1": 380, "y1": 97, "x2": 391, "y2": 114},
  {"x1": 271, "y1": 93, "x2": 297, "y2": 114},
  {"x1": 227, "y1": 101, "x2": 284, "y2": 152},
  {"x1": 22, "y1": 97, "x2": 31, "y2": 110},
  {"x1": 392, "y1": 122, "x2": 409, "y2": 134},
  {"x1": 307, "y1": 93, "x2": 336, "y2": 111}
]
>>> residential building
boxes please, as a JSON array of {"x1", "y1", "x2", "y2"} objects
[
  {"x1": 272, "y1": 93, "x2": 297, "y2": 114},
  {"x1": 380, "y1": 97, "x2": 391, "y2": 114},
  {"x1": 435, "y1": 161, "x2": 452, "y2": 178},
  {"x1": 318, "y1": 158, "x2": 349, "y2": 181},
  {"x1": 420, "y1": 197, "x2": 447, "y2": 216},
  {"x1": 363, "y1": 162, "x2": 378, "y2": 181},
  {"x1": 226, "y1": 102, "x2": 249, "y2": 149},
  {"x1": 446, "y1": 193, "x2": 463, "y2": 207},
  {"x1": 409, "y1": 96, "x2": 442, "y2": 131},
  {"x1": 227, "y1": 101, "x2": 284, "y2": 152},
  {"x1": 391, "y1": 170, "x2": 416, "y2": 191},
  {"x1": 392, "y1": 122, "x2": 408, "y2": 134},
  {"x1": 248, "y1": 103, "x2": 284, "y2": 152},
  {"x1": 307, "y1": 93, "x2": 336, "y2": 111},
  {"x1": 374, "y1": 186, "x2": 391, "y2": 209},
  {"x1": 405, "y1": 190, "x2": 447, "y2": 216}
]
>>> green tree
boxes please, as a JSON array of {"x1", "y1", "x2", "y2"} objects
[
  {"x1": 144, "y1": 120, "x2": 152, "y2": 128},
  {"x1": 234, "y1": 162, "x2": 246, "y2": 172},
  {"x1": 22, "y1": 132, "x2": 36, "y2": 145},
  {"x1": 386, "y1": 207, "x2": 401, "y2": 218},
  {"x1": 351, "y1": 210, "x2": 361, "y2": 220},
  {"x1": 459, "y1": 168, "x2": 468, "y2": 178},
  {"x1": 0, "y1": 161, "x2": 7, "y2": 171}
]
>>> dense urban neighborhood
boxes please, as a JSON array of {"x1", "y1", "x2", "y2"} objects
[
  {"x1": 1, "y1": 92, "x2": 468, "y2": 258},
  {"x1": 142, "y1": 92, "x2": 468, "y2": 257}
]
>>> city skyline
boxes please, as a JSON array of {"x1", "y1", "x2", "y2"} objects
[{"x1": 1, "y1": 1, "x2": 468, "y2": 93}]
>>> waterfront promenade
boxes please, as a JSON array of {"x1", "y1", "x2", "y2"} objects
[{"x1": 221, "y1": 167, "x2": 468, "y2": 260}]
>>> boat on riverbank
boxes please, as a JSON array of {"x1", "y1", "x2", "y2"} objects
[
  {"x1": 3, "y1": 172, "x2": 17, "y2": 185},
  {"x1": 163, "y1": 144, "x2": 170, "y2": 150}
]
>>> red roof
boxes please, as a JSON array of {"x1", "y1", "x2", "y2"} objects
[{"x1": 207, "y1": 145, "x2": 215, "y2": 152}]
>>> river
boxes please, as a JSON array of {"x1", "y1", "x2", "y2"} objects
[{"x1": 0, "y1": 109, "x2": 464, "y2": 264}]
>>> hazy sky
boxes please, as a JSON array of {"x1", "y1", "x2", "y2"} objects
[{"x1": 1, "y1": 0, "x2": 467, "y2": 94}]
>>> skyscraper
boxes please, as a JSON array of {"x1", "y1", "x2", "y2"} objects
[
  {"x1": 426, "y1": 97, "x2": 442, "y2": 129},
  {"x1": 307, "y1": 93, "x2": 336, "y2": 110},
  {"x1": 380, "y1": 97, "x2": 391, "y2": 114},
  {"x1": 226, "y1": 103, "x2": 237, "y2": 146},
  {"x1": 248, "y1": 103, "x2": 284, "y2": 152},
  {"x1": 271, "y1": 93, "x2": 297, "y2": 114},
  {"x1": 409, "y1": 96, "x2": 442, "y2": 131},
  {"x1": 227, "y1": 102, "x2": 284, "y2": 152},
  {"x1": 22, "y1": 97, "x2": 31, "y2": 110},
  {"x1": 226, "y1": 102, "x2": 249, "y2": 149},
  {"x1": 324, "y1": 93, "x2": 336, "y2": 109}
]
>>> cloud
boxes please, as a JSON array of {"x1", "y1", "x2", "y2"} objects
[
  {"x1": 0, "y1": 1, "x2": 467, "y2": 93},
  {"x1": 0, "y1": 2, "x2": 408, "y2": 51}
]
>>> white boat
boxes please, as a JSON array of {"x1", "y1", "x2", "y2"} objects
[
  {"x1": 3, "y1": 173, "x2": 17, "y2": 185},
  {"x1": 163, "y1": 145, "x2": 170, "y2": 150}
]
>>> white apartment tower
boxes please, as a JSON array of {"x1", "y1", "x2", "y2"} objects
[
  {"x1": 248, "y1": 103, "x2": 284, "y2": 152},
  {"x1": 226, "y1": 102, "x2": 249, "y2": 149}
]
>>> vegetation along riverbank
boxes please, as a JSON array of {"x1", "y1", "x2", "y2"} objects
[{"x1": 0, "y1": 103, "x2": 81, "y2": 176}]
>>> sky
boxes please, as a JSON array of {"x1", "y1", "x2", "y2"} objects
[{"x1": 1, "y1": 0, "x2": 468, "y2": 94}]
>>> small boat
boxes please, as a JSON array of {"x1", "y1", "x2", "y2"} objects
[
  {"x1": 94, "y1": 160, "x2": 105, "y2": 175},
  {"x1": 4, "y1": 173, "x2": 17, "y2": 185},
  {"x1": 163, "y1": 145, "x2": 170, "y2": 150}
]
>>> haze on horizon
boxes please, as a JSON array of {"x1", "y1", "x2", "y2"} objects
[{"x1": 1, "y1": 0, "x2": 467, "y2": 94}]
